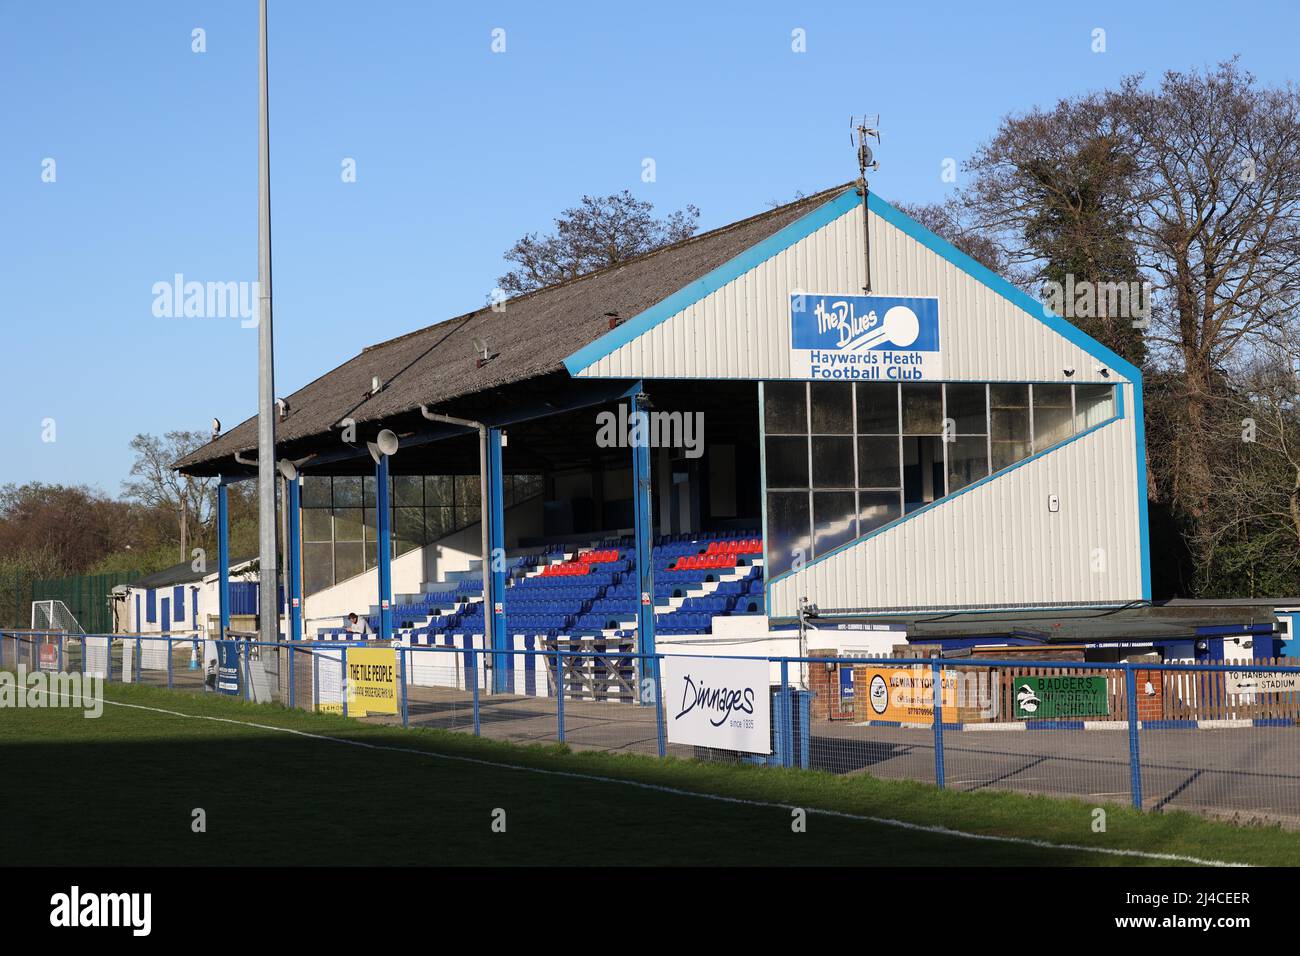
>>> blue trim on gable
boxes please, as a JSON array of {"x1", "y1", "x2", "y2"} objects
[
  {"x1": 866, "y1": 193, "x2": 1142, "y2": 384},
  {"x1": 562, "y1": 187, "x2": 862, "y2": 375},
  {"x1": 766, "y1": 410, "x2": 1126, "y2": 593},
  {"x1": 1133, "y1": 381, "x2": 1152, "y2": 601}
]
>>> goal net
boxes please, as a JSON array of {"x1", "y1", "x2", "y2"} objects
[{"x1": 31, "y1": 599, "x2": 86, "y2": 635}]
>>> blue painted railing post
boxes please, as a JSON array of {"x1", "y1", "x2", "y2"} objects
[
  {"x1": 80, "y1": 636, "x2": 86, "y2": 676},
  {"x1": 287, "y1": 475, "x2": 303, "y2": 644},
  {"x1": 399, "y1": 647, "x2": 409, "y2": 728},
  {"x1": 217, "y1": 478, "x2": 230, "y2": 642},
  {"x1": 779, "y1": 659, "x2": 792, "y2": 768},
  {"x1": 135, "y1": 636, "x2": 142, "y2": 683},
  {"x1": 1125, "y1": 664, "x2": 1143, "y2": 809},
  {"x1": 487, "y1": 428, "x2": 509, "y2": 692},
  {"x1": 630, "y1": 386, "x2": 656, "y2": 705},
  {"x1": 242, "y1": 642, "x2": 251, "y2": 702},
  {"x1": 932, "y1": 660, "x2": 946, "y2": 788},
  {"x1": 471, "y1": 650, "x2": 481, "y2": 736},
  {"x1": 375, "y1": 455, "x2": 393, "y2": 643},
  {"x1": 57, "y1": 635, "x2": 64, "y2": 672},
  {"x1": 654, "y1": 654, "x2": 666, "y2": 757},
  {"x1": 555, "y1": 650, "x2": 566, "y2": 743},
  {"x1": 167, "y1": 635, "x2": 173, "y2": 689}
]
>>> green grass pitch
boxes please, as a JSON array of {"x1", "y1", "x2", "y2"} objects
[{"x1": 1, "y1": 681, "x2": 1296, "y2": 866}]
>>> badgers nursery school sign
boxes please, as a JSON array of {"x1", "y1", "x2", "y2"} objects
[{"x1": 1012, "y1": 675, "x2": 1109, "y2": 719}]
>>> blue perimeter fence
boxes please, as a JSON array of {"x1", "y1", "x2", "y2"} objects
[{"x1": 3, "y1": 630, "x2": 1299, "y2": 827}]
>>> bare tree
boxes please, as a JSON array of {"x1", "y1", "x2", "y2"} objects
[
  {"x1": 1106, "y1": 60, "x2": 1300, "y2": 526},
  {"x1": 122, "y1": 431, "x2": 215, "y2": 562},
  {"x1": 498, "y1": 191, "x2": 700, "y2": 295},
  {"x1": 895, "y1": 199, "x2": 1018, "y2": 280}
]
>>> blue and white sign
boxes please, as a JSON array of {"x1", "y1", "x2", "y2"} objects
[
  {"x1": 662, "y1": 655, "x2": 771, "y2": 754},
  {"x1": 790, "y1": 293, "x2": 942, "y2": 380}
]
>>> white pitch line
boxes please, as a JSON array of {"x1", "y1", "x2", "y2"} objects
[{"x1": 22, "y1": 687, "x2": 1250, "y2": 867}]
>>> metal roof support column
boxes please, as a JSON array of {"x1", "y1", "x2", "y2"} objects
[
  {"x1": 631, "y1": 385, "x2": 657, "y2": 703},
  {"x1": 217, "y1": 478, "x2": 230, "y2": 641},
  {"x1": 487, "y1": 427, "x2": 509, "y2": 693},
  {"x1": 287, "y1": 474, "x2": 303, "y2": 644},
  {"x1": 375, "y1": 454, "x2": 393, "y2": 642}
]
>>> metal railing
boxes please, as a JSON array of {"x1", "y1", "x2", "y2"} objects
[{"x1": 3, "y1": 629, "x2": 1298, "y2": 825}]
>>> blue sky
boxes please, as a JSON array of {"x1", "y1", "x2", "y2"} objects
[{"x1": 2, "y1": 0, "x2": 1296, "y2": 492}]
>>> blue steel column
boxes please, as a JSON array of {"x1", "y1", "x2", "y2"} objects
[
  {"x1": 287, "y1": 475, "x2": 303, "y2": 643},
  {"x1": 376, "y1": 454, "x2": 393, "y2": 642},
  {"x1": 631, "y1": 389, "x2": 656, "y2": 699},
  {"x1": 487, "y1": 427, "x2": 509, "y2": 692},
  {"x1": 217, "y1": 478, "x2": 230, "y2": 640}
]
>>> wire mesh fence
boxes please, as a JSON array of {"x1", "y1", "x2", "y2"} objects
[{"x1": 3, "y1": 630, "x2": 1298, "y2": 825}]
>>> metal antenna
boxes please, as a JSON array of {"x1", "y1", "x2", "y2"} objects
[{"x1": 850, "y1": 115, "x2": 880, "y2": 293}]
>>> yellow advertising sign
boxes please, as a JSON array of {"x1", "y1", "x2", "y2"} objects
[
  {"x1": 346, "y1": 647, "x2": 399, "y2": 716},
  {"x1": 853, "y1": 666, "x2": 960, "y2": 722}
]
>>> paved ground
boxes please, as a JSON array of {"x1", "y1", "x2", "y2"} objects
[{"x1": 396, "y1": 686, "x2": 1300, "y2": 827}]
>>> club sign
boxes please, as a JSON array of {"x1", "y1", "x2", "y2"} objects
[{"x1": 790, "y1": 293, "x2": 941, "y2": 380}]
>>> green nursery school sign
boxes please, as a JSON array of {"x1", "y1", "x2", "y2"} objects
[{"x1": 1013, "y1": 675, "x2": 1109, "y2": 719}]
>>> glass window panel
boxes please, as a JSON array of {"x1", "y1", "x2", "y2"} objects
[
  {"x1": 1033, "y1": 384, "x2": 1074, "y2": 449},
  {"x1": 302, "y1": 508, "x2": 333, "y2": 543},
  {"x1": 301, "y1": 476, "x2": 332, "y2": 508},
  {"x1": 334, "y1": 542, "x2": 364, "y2": 581},
  {"x1": 424, "y1": 475, "x2": 454, "y2": 506},
  {"x1": 333, "y1": 508, "x2": 364, "y2": 542},
  {"x1": 809, "y1": 382, "x2": 853, "y2": 434},
  {"x1": 944, "y1": 384, "x2": 987, "y2": 434},
  {"x1": 903, "y1": 436, "x2": 946, "y2": 513},
  {"x1": 393, "y1": 475, "x2": 424, "y2": 507},
  {"x1": 990, "y1": 384, "x2": 1030, "y2": 442},
  {"x1": 763, "y1": 381, "x2": 808, "y2": 435},
  {"x1": 765, "y1": 436, "x2": 809, "y2": 489},
  {"x1": 394, "y1": 507, "x2": 425, "y2": 553},
  {"x1": 992, "y1": 440, "x2": 1032, "y2": 472},
  {"x1": 303, "y1": 543, "x2": 334, "y2": 594},
  {"x1": 856, "y1": 382, "x2": 899, "y2": 434},
  {"x1": 947, "y1": 435, "x2": 990, "y2": 494},
  {"x1": 901, "y1": 384, "x2": 944, "y2": 434},
  {"x1": 456, "y1": 504, "x2": 479, "y2": 530},
  {"x1": 857, "y1": 436, "x2": 901, "y2": 488},
  {"x1": 811, "y1": 436, "x2": 854, "y2": 488},
  {"x1": 455, "y1": 475, "x2": 481, "y2": 509},
  {"x1": 858, "y1": 490, "x2": 901, "y2": 535},
  {"x1": 1075, "y1": 384, "x2": 1115, "y2": 430},
  {"x1": 333, "y1": 476, "x2": 362, "y2": 507},
  {"x1": 813, "y1": 491, "x2": 857, "y2": 556},
  {"x1": 362, "y1": 475, "x2": 378, "y2": 507},
  {"x1": 362, "y1": 508, "x2": 378, "y2": 544},
  {"x1": 766, "y1": 492, "x2": 811, "y2": 577},
  {"x1": 425, "y1": 506, "x2": 451, "y2": 541}
]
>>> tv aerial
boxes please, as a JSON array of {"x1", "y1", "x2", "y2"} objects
[{"x1": 851, "y1": 115, "x2": 881, "y2": 181}]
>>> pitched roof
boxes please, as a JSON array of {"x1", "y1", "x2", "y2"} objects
[{"x1": 176, "y1": 184, "x2": 854, "y2": 473}]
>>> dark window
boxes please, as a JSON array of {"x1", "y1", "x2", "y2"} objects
[
  {"x1": 766, "y1": 491, "x2": 812, "y2": 577},
  {"x1": 765, "y1": 436, "x2": 809, "y2": 488},
  {"x1": 809, "y1": 382, "x2": 854, "y2": 434},
  {"x1": 813, "y1": 491, "x2": 857, "y2": 556},
  {"x1": 903, "y1": 436, "x2": 945, "y2": 513},
  {"x1": 811, "y1": 436, "x2": 854, "y2": 488},
  {"x1": 856, "y1": 382, "x2": 900, "y2": 434},
  {"x1": 763, "y1": 381, "x2": 808, "y2": 434}
]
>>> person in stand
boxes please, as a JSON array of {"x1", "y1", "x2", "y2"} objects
[{"x1": 344, "y1": 612, "x2": 373, "y2": 638}]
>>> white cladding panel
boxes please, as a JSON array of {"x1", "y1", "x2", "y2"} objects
[
  {"x1": 575, "y1": 201, "x2": 1127, "y2": 385},
  {"x1": 767, "y1": 402, "x2": 1143, "y2": 616}
]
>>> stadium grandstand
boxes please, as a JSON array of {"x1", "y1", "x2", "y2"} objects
[{"x1": 169, "y1": 183, "x2": 1293, "y2": 671}]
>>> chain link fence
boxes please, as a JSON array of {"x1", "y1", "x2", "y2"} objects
[{"x1": 4, "y1": 631, "x2": 1298, "y2": 826}]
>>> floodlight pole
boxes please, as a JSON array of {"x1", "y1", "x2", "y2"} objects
[{"x1": 256, "y1": 0, "x2": 280, "y2": 648}]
